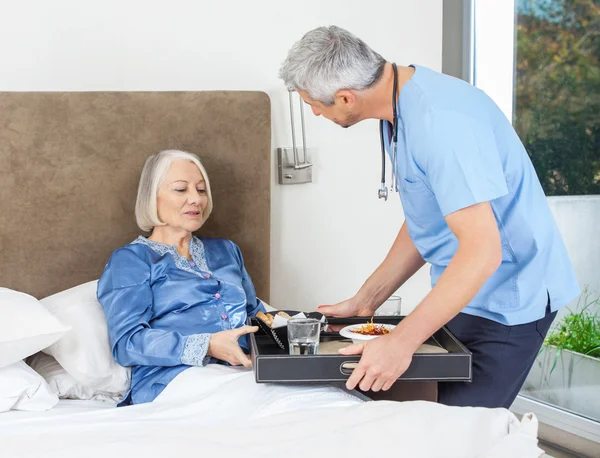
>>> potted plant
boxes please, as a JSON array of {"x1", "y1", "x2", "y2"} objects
[{"x1": 521, "y1": 290, "x2": 600, "y2": 421}]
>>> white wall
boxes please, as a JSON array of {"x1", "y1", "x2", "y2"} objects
[{"x1": 0, "y1": 0, "x2": 442, "y2": 312}]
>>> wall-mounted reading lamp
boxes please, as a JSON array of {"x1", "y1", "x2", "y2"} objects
[{"x1": 277, "y1": 91, "x2": 313, "y2": 184}]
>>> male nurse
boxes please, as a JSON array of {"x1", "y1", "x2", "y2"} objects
[{"x1": 279, "y1": 25, "x2": 579, "y2": 408}]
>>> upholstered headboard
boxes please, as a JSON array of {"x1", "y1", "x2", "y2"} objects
[{"x1": 0, "y1": 91, "x2": 271, "y2": 301}]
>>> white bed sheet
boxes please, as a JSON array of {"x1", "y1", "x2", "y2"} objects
[
  {"x1": 0, "y1": 365, "x2": 544, "y2": 458},
  {"x1": 0, "y1": 398, "x2": 114, "y2": 427}
]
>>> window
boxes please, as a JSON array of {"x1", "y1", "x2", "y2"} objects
[
  {"x1": 472, "y1": 0, "x2": 600, "y2": 444},
  {"x1": 514, "y1": 0, "x2": 600, "y2": 196}
]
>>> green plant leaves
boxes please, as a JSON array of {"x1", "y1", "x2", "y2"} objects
[{"x1": 543, "y1": 289, "x2": 600, "y2": 359}]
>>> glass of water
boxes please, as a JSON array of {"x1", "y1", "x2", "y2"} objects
[
  {"x1": 287, "y1": 318, "x2": 320, "y2": 355},
  {"x1": 375, "y1": 295, "x2": 402, "y2": 316}
]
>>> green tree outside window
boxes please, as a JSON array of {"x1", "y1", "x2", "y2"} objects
[{"x1": 515, "y1": 0, "x2": 599, "y2": 195}]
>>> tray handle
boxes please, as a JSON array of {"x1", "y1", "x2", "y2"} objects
[{"x1": 339, "y1": 361, "x2": 359, "y2": 375}]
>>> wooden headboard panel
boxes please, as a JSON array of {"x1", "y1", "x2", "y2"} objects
[{"x1": 0, "y1": 91, "x2": 270, "y2": 300}]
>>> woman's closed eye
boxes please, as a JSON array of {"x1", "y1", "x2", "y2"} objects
[{"x1": 174, "y1": 188, "x2": 205, "y2": 193}]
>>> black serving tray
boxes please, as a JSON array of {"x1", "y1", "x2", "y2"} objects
[{"x1": 249, "y1": 314, "x2": 472, "y2": 384}]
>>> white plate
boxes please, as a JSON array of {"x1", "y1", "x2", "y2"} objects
[{"x1": 339, "y1": 323, "x2": 396, "y2": 344}]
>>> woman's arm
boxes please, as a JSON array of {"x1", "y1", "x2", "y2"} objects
[{"x1": 97, "y1": 247, "x2": 209, "y2": 367}]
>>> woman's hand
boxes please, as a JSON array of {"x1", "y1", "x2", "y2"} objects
[
  {"x1": 318, "y1": 297, "x2": 375, "y2": 318},
  {"x1": 207, "y1": 325, "x2": 258, "y2": 368}
]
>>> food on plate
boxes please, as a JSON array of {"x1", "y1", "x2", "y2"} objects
[
  {"x1": 276, "y1": 311, "x2": 292, "y2": 320},
  {"x1": 350, "y1": 317, "x2": 391, "y2": 336},
  {"x1": 256, "y1": 311, "x2": 274, "y2": 327}
]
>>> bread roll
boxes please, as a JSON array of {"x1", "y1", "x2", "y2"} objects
[{"x1": 257, "y1": 311, "x2": 274, "y2": 327}]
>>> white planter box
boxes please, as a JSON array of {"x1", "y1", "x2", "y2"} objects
[{"x1": 522, "y1": 346, "x2": 600, "y2": 421}]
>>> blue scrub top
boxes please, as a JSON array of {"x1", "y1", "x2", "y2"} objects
[{"x1": 384, "y1": 64, "x2": 579, "y2": 325}]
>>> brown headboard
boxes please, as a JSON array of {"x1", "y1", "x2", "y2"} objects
[{"x1": 0, "y1": 91, "x2": 271, "y2": 301}]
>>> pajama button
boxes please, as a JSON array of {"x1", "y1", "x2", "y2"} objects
[
  {"x1": 214, "y1": 293, "x2": 221, "y2": 299},
  {"x1": 204, "y1": 274, "x2": 210, "y2": 278},
  {"x1": 221, "y1": 314, "x2": 228, "y2": 320},
  {"x1": 189, "y1": 262, "x2": 195, "y2": 267}
]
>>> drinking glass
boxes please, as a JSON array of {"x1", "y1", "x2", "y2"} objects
[
  {"x1": 375, "y1": 295, "x2": 402, "y2": 316},
  {"x1": 287, "y1": 318, "x2": 320, "y2": 355}
]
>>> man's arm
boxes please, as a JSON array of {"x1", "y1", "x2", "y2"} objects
[
  {"x1": 341, "y1": 201, "x2": 502, "y2": 391},
  {"x1": 391, "y1": 201, "x2": 501, "y2": 349},
  {"x1": 320, "y1": 221, "x2": 425, "y2": 317},
  {"x1": 355, "y1": 221, "x2": 426, "y2": 310}
]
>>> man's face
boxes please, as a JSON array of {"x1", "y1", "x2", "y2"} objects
[{"x1": 297, "y1": 90, "x2": 360, "y2": 129}]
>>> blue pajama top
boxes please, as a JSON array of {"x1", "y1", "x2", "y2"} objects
[{"x1": 97, "y1": 236, "x2": 265, "y2": 405}]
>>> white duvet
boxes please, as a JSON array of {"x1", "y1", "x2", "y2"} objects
[{"x1": 0, "y1": 365, "x2": 544, "y2": 458}]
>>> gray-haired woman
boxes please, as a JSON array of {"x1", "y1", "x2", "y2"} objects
[{"x1": 97, "y1": 149, "x2": 264, "y2": 406}]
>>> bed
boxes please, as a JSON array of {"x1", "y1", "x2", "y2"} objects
[{"x1": 0, "y1": 91, "x2": 544, "y2": 458}]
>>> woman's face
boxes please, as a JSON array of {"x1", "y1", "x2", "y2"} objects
[{"x1": 156, "y1": 160, "x2": 209, "y2": 234}]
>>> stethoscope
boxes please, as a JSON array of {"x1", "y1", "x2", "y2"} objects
[{"x1": 378, "y1": 62, "x2": 399, "y2": 201}]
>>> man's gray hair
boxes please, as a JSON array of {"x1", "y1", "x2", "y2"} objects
[{"x1": 279, "y1": 26, "x2": 386, "y2": 105}]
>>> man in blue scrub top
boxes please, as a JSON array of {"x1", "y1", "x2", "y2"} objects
[{"x1": 279, "y1": 26, "x2": 580, "y2": 408}]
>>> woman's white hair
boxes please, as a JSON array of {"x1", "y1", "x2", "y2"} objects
[
  {"x1": 279, "y1": 25, "x2": 386, "y2": 105},
  {"x1": 135, "y1": 150, "x2": 214, "y2": 232}
]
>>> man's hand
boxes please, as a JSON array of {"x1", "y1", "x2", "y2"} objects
[
  {"x1": 339, "y1": 332, "x2": 415, "y2": 391},
  {"x1": 318, "y1": 297, "x2": 375, "y2": 318},
  {"x1": 318, "y1": 222, "x2": 425, "y2": 320}
]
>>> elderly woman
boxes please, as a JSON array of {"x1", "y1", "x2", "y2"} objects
[{"x1": 97, "y1": 149, "x2": 265, "y2": 406}]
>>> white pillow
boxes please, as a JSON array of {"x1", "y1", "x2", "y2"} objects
[
  {"x1": 0, "y1": 360, "x2": 58, "y2": 413},
  {"x1": 0, "y1": 288, "x2": 70, "y2": 368},
  {"x1": 40, "y1": 281, "x2": 130, "y2": 396},
  {"x1": 28, "y1": 353, "x2": 120, "y2": 403}
]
